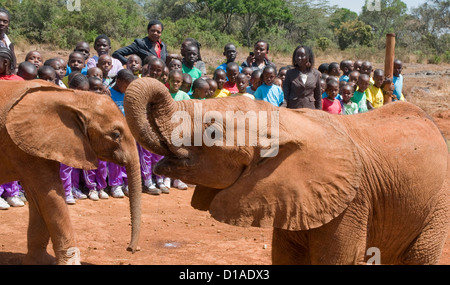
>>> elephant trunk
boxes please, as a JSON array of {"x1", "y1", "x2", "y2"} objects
[
  {"x1": 124, "y1": 77, "x2": 187, "y2": 157},
  {"x1": 125, "y1": 153, "x2": 142, "y2": 253}
]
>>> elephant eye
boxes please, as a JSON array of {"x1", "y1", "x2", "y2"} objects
[{"x1": 110, "y1": 130, "x2": 121, "y2": 141}]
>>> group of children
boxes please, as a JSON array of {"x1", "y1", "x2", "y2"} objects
[
  {"x1": 0, "y1": 35, "x2": 406, "y2": 209},
  {"x1": 319, "y1": 59, "x2": 405, "y2": 115}
]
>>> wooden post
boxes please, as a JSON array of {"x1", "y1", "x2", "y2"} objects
[{"x1": 384, "y1": 33, "x2": 396, "y2": 104}]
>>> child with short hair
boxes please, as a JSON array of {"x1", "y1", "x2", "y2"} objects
[
  {"x1": 97, "y1": 54, "x2": 113, "y2": 86},
  {"x1": 352, "y1": 73, "x2": 369, "y2": 113},
  {"x1": 211, "y1": 68, "x2": 230, "y2": 98},
  {"x1": 360, "y1": 61, "x2": 374, "y2": 84},
  {"x1": 126, "y1": 54, "x2": 142, "y2": 77},
  {"x1": 68, "y1": 73, "x2": 89, "y2": 90},
  {"x1": 88, "y1": 76, "x2": 106, "y2": 94},
  {"x1": 393, "y1": 59, "x2": 405, "y2": 101},
  {"x1": 44, "y1": 58, "x2": 67, "y2": 87},
  {"x1": 87, "y1": 35, "x2": 123, "y2": 77},
  {"x1": 191, "y1": 78, "x2": 210, "y2": 100},
  {"x1": 223, "y1": 62, "x2": 240, "y2": 94},
  {"x1": 246, "y1": 69, "x2": 262, "y2": 95},
  {"x1": 353, "y1": 60, "x2": 363, "y2": 72},
  {"x1": 38, "y1": 65, "x2": 57, "y2": 84},
  {"x1": 322, "y1": 80, "x2": 342, "y2": 114},
  {"x1": 86, "y1": 67, "x2": 104, "y2": 80},
  {"x1": 348, "y1": 70, "x2": 360, "y2": 85},
  {"x1": 366, "y1": 69, "x2": 385, "y2": 109},
  {"x1": 277, "y1": 66, "x2": 288, "y2": 85},
  {"x1": 233, "y1": 73, "x2": 255, "y2": 100},
  {"x1": 339, "y1": 60, "x2": 353, "y2": 82},
  {"x1": 168, "y1": 70, "x2": 191, "y2": 101},
  {"x1": 328, "y1": 62, "x2": 340, "y2": 77},
  {"x1": 181, "y1": 44, "x2": 202, "y2": 81},
  {"x1": 63, "y1": 51, "x2": 86, "y2": 86},
  {"x1": 206, "y1": 78, "x2": 218, "y2": 98},
  {"x1": 341, "y1": 84, "x2": 358, "y2": 115},
  {"x1": 146, "y1": 57, "x2": 165, "y2": 81},
  {"x1": 242, "y1": 66, "x2": 253, "y2": 81},
  {"x1": 254, "y1": 66, "x2": 284, "y2": 107},
  {"x1": 108, "y1": 69, "x2": 137, "y2": 197},
  {"x1": 217, "y1": 43, "x2": 242, "y2": 73},
  {"x1": 168, "y1": 58, "x2": 182, "y2": 72},
  {"x1": 17, "y1": 61, "x2": 37, "y2": 80},
  {"x1": 25, "y1": 50, "x2": 43, "y2": 69},
  {"x1": 180, "y1": 73, "x2": 193, "y2": 95}
]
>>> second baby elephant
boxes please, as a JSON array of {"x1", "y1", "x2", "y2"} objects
[
  {"x1": 0, "y1": 80, "x2": 142, "y2": 265},
  {"x1": 124, "y1": 77, "x2": 449, "y2": 265}
]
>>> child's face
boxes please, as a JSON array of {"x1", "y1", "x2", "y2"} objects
[
  {"x1": 354, "y1": 61, "x2": 362, "y2": 72},
  {"x1": 348, "y1": 72, "x2": 359, "y2": 84},
  {"x1": 374, "y1": 73, "x2": 384, "y2": 88},
  {"x1": 226, "y1": 66, "x2": 239, "y2": 84},
  {"x1": 357, "y1": 77, "x2": 370, "y2": 92},
  {"x1": 181, "y1": 79, "x2": 192, "y2": 93},
  {"x1": 75, "y1": 43, "x2": 90, "y2": 60},
  {"x1": 98, "y1": 56, "x2": 112, "y2": 74},
  {"x1": 185, "y1": 46, "x2": 199, "y2": 65},
  {"x1": 87, "y1": 67, "x2": 103, "y2": 80},
  {"x1": 168, "y1": 59, "x2": 182, "y2": 71},
  {"x1": 273, "y1": 78, "x2": 282, "y2": 87},
  {"x1": 126, "y1": 55, "x2": 142, "y2": 74},
  {"x1": 161, "y1": 67, "x2": 169, "y2": 83},
  {"x1": 326, "y1": 83, "x2": 339, "y2": 100},
  {"x1": 254, "y1": 42, "x2": 268, "y2": 61},
  {"x1": 342, "y1": 61, "x2": 353, "y2": 74},
  {"x1": 242, "y1": 67, "x2": 252, "y2": 80},
  {"x1": 236, "y1": 75, "x2": 248, "y2": 93},
  {"x1": 224, "y1": 45, "x2": 237, "y2": 62},
  {"x1": 250, "y1": 76, "x2": 261, "y2": 90},
  {"x1": 90, "y1": 81, "x2": 105, "y2": 93},
  {"x1": 147, "y1": 61, "x2": 164, "y2": 79},
  {"x1": 214, "y1": 72, "x2": 227, "y2": 89},
  {"x1": 40, "y1": 71, "x2": 56, "y2": 84},
  {"x1": 277, "y1": 69, "x2": 287, "y2": 81},
  {"x1": 263, "y1": 69, "x2": 276, "y2": 86},
  {"x1": 194, "y1": 85, "x2": 210, "y2": 99},
  {"x1": 94, "y1": 39, "x2": 110, "y2": 56},
  {"x1": 26, "y1": 51, "x2": 43, "y2": 69},
  {"x1": 168, "y1": 73, "x2": 183, "y2": 93},
  {"x1": 393, "y1": 62, "x2": 403, "y2": 77},
  {"x1": 361, "y1": 63, "x2": 372, "y2": 76},
  {"x1": 49, "y1": 61, "x2": 66, "y2": 80},
  {"x1": 58, "y1": 58, "x2": 67, "y2": 73},
  {"x1": 208, "y1": 80, "x2": 217, "y2": 97},
  {"x1": 69, "y1": 53, "x2": 85, "y2": 72},
  {"x1": 341, "y1": 86, "x2": 353, "y2": 103},
  {"x1": 320, "y1": 79, "x2": 326, "y2": 93}
]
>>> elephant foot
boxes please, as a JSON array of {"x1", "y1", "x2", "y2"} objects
[{"x1": 22, "y1": 251, "x2": 56, "y2": 265}]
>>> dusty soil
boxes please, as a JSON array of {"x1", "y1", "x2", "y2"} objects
[{"x1": 0, "y1": 50, "x2": 449, "y2": 265}]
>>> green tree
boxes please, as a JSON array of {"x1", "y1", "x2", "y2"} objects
[{"x1": 335, "y1": 19, "x2": 374, "y2": 50}]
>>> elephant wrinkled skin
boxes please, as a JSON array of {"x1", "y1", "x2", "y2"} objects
[
  {"x1": 0, "y1": 80, "x2": 142, "y2": 265},
  {"x1": 124, "y1": 77, "x2": 449, "y2": 265}
]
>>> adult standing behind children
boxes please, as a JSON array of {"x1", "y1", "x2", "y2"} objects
[
  {"x1": 283, "y1": 45, "x2": 322, "y2": 110},
  {"x1": 217, "y1": 43, "x2": 242, "y2": 74},
  {"x1": 241, "y1": 40, "x2": 275, "y2": 72},
  {"x1": 113, "y1": 19, "x2": 168, "y2": 65}
]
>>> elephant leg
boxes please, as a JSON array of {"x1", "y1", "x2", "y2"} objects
[
  {"x1": 401, "y1": 191, "x2": 450, "y2": 265},
  {"x1": 271, "y1": 228, "x2": 311, "y2": 265},
  {"x1": 20, "y1": 160, "x2": 80, "y2": 265},
  {"x1": 22, "y1": 196, "x2": 54, "y2": 265}
]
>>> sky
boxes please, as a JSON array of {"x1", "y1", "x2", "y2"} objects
[{"x1": 327, "y1": 0, "x2": 427, "y2": 13}]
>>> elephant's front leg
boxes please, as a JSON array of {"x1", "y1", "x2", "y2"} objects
[{"x1": 21, "y1": 161, "x2": 80, "y2": 265}]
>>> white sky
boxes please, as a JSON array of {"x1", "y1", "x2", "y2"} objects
[{"x1": 326, "y1": 0, "x2": 427, "y2": 13}]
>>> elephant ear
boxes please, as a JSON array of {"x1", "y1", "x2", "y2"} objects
[
  {"x1": 5, "y1": 86, "x2": 98, "y2": 170},
  {"x1": 206, "y1": 111, "x2": 363, "y2": 231}
]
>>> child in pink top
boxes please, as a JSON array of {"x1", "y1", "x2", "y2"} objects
[{"x1": 322, "y1": 79, "x2": 342, "y2": 114}]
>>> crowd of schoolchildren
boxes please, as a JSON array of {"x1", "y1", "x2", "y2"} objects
[{"x1": 0, "y1": 14, "x2": 405, "y2": 209}]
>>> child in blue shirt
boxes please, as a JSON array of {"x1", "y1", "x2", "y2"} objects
[
  {"x1": 254, "y1": 66, "x2": 284, "y2": 107},
  {"x1": 393, "y1": 59, "x2": 405, "y2": 101}
]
